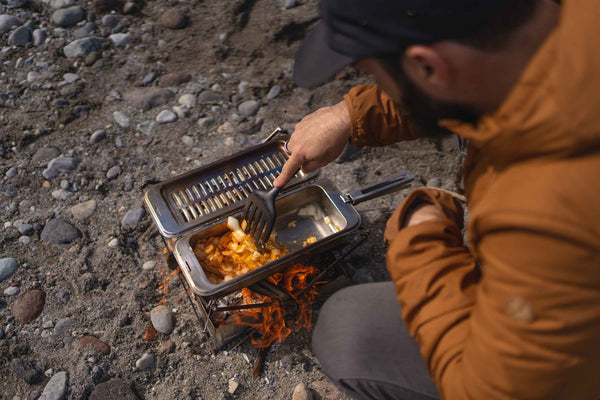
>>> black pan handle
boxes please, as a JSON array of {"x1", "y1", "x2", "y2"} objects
[{"x1": 342, "y1": 171, "x2": 414, "y2": 205}]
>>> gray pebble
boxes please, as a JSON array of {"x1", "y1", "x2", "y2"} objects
[
  {"x1": 141, "y1": 72, "x2": 156, "y2": 86},
  {"x1": 7, "y1": 25, "x2": 31, "y2": 46},
  {"x1": 238, "y1": 100, "x2": 260, "y2": 117},
  {"x1": 4, "y1": 286, "x2": 20, "y2": 296},
  {"x1": 156, "y1": 109, "x2": 177, "y2": 124},
  {"x1": 101, "y1": 14, "x2": 121, "y2": 28},
  {"x1": 32, "y1": 28, "x2": 46, "y2": 46},
  {"x1": 49, "y1": 0, "x2": 74, "y2": 9},
  {"x1": 284, "y1": 0, "x2": 297, "y2": 8},
  {"x1": 426, "y1": 177, "x2": 442, "y2": 187},
  {"x1": 53, "y1": 317, "x2": 75, "y2": 336},
  {"x1": 123, "y1": 174, "x2": 134, "y2": 191},
  {"x1": 115, "y1": 137, "x2": 123, "y2": 147},
  {"x1": 27, "y1": 71, "x2": 40, "y2": 82},
  {"x1": 40, "y1": 219, "x2": 81, "y2": 245},
  {"x1": 181, "y1": 135, "x2": 193, "y2": 146},
  {"x1": 19, "y1": 236, "x2": 32, "y2": 245},
  {"x1": 39, "y1": 371, "x2": 68, "y2": 400},
  {"x1": 60, "y1": 180, "x2": 70, "y2": 189},
  {"x1": 122, "y1": 207, "x2": 145, "y2": 226},
  {"x1": 135, "y1": 353, "x2": 155, "y2": 371},
  {"x1": 55, "y1": 290, "x2": 70, "y2": 303},
  {"x1": 0, "y1": 15, "x2": 20, "y2": 35},
  {"x1": 266, "y1": 85, "x2": 281, "y2": 99},
  {"x1": 70, "y1": 199, "x2": 97, "y2": 220},
  {"x1": 106, "y1": 165, "x2": 121, "y2": 180},
  {"x1": 107, "y1": 238, "x2": 119, "y2": 247},
  {"x1": 63, "y1": 37, "x2": 105, "y2": 58},
  {"x1": 42, "y1": 320, "x2": 54, "y2": 329},
  {"x1": 73, "y1": 22, "x2": 95, "y2": 38},
  {"x1": 198, "y1": 90, "x2": 223, "y2": 103},
  {"x1": 44, "y1": 158, "x2": 80, "y2": 177},
  {"x1": 52, "y1": 6, "x2": 84, "y2": 27},
  {"x1": 142, "y1": 261, "x2": 155, "y2": 270},
  {"x1": 6, "y1": 166, "x2": 17, "y2": 178},
  {"x1": 113, "y1": 111, "x2": 131, "y2": 128},
  {"x1": 62, "y1": 73, "x2": 80, "y2": 84},
  {"x1": 172, "y1": 105, "x2": 189, "y2": 119},
  {"x1": 51, "y1": 189, "x2": 72, "y2": 200},
  {"x1": 238, "y1": 81, "x2": 250, "y2": 94},
  {"x1": 150, "y1": 305, "x2": 173, "y2": 334},
  {"x1": 197, "y1": 117, "x2": 215, "y2": 130},
  {"x1": 136, "y1": 120, "x2": 156, "y2": 136},
  {"x1": 17, "y1": 223, "x2": 33, "y2": 235},
  {"x1": 109, "y1": 33, "x2": 130, "y2": 47},
  {"x1": 90, "y1": 129, "x2": 107, "y2": 143},
  {"x1": 0, "y1": 258, "x2": 18, "y2": 282}
]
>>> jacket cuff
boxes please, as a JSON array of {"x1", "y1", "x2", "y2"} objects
[{"x1": 344, "y1": 90, "x2": 367, "y2": 148}]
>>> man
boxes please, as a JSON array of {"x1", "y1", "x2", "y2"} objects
[{"x1": 273, "y1": 0, "x2": 600, "y2": 399}]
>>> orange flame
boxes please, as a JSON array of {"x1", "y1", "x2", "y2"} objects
[{"x1": 229, "y1": 264, "x2": 319, "y2": 348}]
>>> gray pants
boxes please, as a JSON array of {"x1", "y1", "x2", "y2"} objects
[{"x1": 312, "y1": 282, "x2": 440, "y2": 400}]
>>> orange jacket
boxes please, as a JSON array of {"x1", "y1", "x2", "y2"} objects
[{"x1": 343, "y1": 1, "x2": 600, "y2": 399}]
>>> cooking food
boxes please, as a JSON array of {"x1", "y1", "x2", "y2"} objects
[{"x1": 193, "y1": 217, "x2": 289, "y2": 283}]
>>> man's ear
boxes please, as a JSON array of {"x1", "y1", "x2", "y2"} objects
[{"x1": 403, "y1": 45, "x2": 450, "y2": 90}]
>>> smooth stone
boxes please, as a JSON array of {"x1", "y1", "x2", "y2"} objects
[
  {"x1": 32, "y1": 28, "x2": 46, "y2": 45},
  {"x1": 217, "y1": 121, "x2": 235, "y2": 134},
  {"x1": 17, "y1": 223, "x2": 33, "y2": 235},
  {"x1": 426, "y1": 177, "x2": 442, "y2": 187},
  {"x1": 181, "y1": 135, "x2": 193, "y2": 146},
  {"x1": 150, "y1": 305, "x2": 173, "y2": 334},
  {"x1": 284, "y1": 0, "x2": 297, "y2": 8},
  {"x1": 113, "y1": 111, "x2": 131, "y2": 127},
  {"x1": 142, "y1": 260, "x2": 155, "y2": 270},
  {"x1": 62, "y1": 73, "x2": 80, "y2": 83},
  {"x1": 42, "y1": 156, "x2": 79, "y2": 179},
  {"x1": 178, "y1": 94, "x2": 196, "y2": 108},
  {"x1": 136, "y1": 120, "x2": 156, "y2": 136},
  {"x1": 141, "y1": 72, "x2": 156, "y2": 86},
  {"x1": 156, "y1": 109, "x2": 177, "y2": 124},
  {"x1": 6, "y1": 166, "x2": 17, "y2": 178},
  {"x1": 6, "y1": 0, "x2": 28, "y2": 8},
  {"x1": 51, "y1": 188, "x2": 72, "y2": 200},
  {"x1": 159, "y1": 72, "x2": 191, "y2": 87},
  {"x1": 50, "y1": 0, "x2": 74, "y2": 8},
  {"x1": 90, "y1": 129, "x2": 106, "y2": 143},
  {"x1": 70, "y1": 199, "x2": 97, "y2": 220},
  {"x1": 106, "y1": 165, "x2": 121, "y2": 179},
  {"x1": 107, "y1": 238, "x2": 119, "y2": 247},
  {"x1": 122, "y1": 207, "x2": 145, "y2": 226},
  {"x1": 228, "y1": 379, "x2": 239, "y2": 394},
  {"x1": 73, "y1": 22, "x2": 95, "y2": 38},
  {"x1": 89, "y1": 378, "x2": 137, "y2": 400},
  {"x1": 0, "y1": 14, "x2": 20, "y2": 35},
  {"x1": 101, "y1": 14, "x2": 121, "y2": 28},
  {"x1": 4, "y1": 286, "x2": 20, "y2": 296},
  {"x1": 266, "y1": 85, "x2": 281, "y2": 99},
  {"x1": 125, "y1": 88, "x2": 174, "y2": 111},
  {"x1": 0, "y1": 258, "x2": 18, "y2": 282},
  {"x1": 109, "y1": 32, "x2": 130, "y2": 46},
  {"x1": 79, "y1": 335, "x2": 111, "y2": 355},
  {"x1": 122, "y1": 1, "x2": 136, "y2": 14},
  {"x1": 160, "y1": 9, "x2": 186, "y2": 29},
  {"x1": 7, "y1": 25, "x2": 31, "y2": 46},
  {"x1": 39, "y1": 371, "x2": 68, "y2": 400},
  {"x1": 135, "y1": 353, "x2": 155, "y2": 371},
  {"x1": 27, "y1": 71, "x2": 40, "y2": 82},
  {"x1": 198, "y1": 90, "x2": 223, "y2": 103},
  {"x1": 12, "y1": 290, "x2": 45, "y2": 324},
  {"x1": 40, "y1": 219, "x2": 81, "y2": 244},
  {"x1": 238, "y1": 81, "x2": 250, "y2": 94},
  {"x1": 43, "y1": 320, "x2": 54, "y2": 329},
  {"x1": 52, "y1": 6, "x2": 84, "y2": 27},
  {"x1": 32, "y1": 147, "x2": 60, "y2": 165},
  {"x1": 53, "y1": 317, "x2": 75, "y2": 336},
  {"x1": 10, "y1": 359, "x2": 44, "y2": 384},
  {"x1": 238, "y1": 100, "x2": 260, "y2": 117},
  {"x1": 55, "y1": 290, "x2": 70, "y2": 303},
  {"x1": 172, "y1": 105, "x2": 189, "y2": 119},
  {"x1": 292, "y1": 383, "x2": 313, "y2": 400},
  {"x1": 19, "y1": 236, "x2": 32, "y2": 245},
  {"x1": 63, "y1": 37, "x2": 105, "y2": 58}
]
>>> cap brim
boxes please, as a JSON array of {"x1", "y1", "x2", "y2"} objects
[{"x1": 293, "y1": 22, "x2": 355, "y2": 88}]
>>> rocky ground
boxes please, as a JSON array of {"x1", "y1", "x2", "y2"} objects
[{"x1": 0, "y1": 0, "x2": 462, "y2": 398}]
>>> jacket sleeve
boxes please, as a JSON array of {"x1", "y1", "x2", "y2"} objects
[
  {"x1": 344, "y1": 84, "x2": 420, "y2": 147},
  {"x1": 385, "y1": 186, "x2": 600, "y2": 399}
]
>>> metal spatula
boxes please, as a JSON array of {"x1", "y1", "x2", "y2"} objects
[{"x1": 242, "y1": 167, "x2": 299, "y2": 251}]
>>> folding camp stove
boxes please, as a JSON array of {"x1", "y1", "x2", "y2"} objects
[{"x1": 144, "y1": 129, "x2": 414, "y2": 351}]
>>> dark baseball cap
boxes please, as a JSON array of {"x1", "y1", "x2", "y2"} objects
[{"x1": 293, "y1": 0, "x2": 508, "y2": 88}]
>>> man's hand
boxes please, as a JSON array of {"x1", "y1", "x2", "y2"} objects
[
  {"x1": 404, "y1": 204, "x2": 446, "y2": 227},
  {"x1": 273, "y1": 100, "x2": 351, "y2": 188}
]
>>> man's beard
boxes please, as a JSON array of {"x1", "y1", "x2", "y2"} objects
[{"x1": 390, "y1": 63, "x2": 480, "y2": 138}]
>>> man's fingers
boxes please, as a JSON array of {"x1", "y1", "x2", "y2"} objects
[{"x1": 274, "y1": 155, "x2": 303, "y2": 188}]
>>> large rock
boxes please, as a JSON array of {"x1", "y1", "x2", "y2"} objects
[
  {"x1": 41, "y1": 219, "x2": 81, "y2": 244},
  {"x1": 63, "y1": 37, "x2": 105, "y2": 58},
  {"x1": 7, "y1": 25, "x2": 31, "y2": 46},
  {"x1": 12, "y1": 290, "x2": 45, "y2": 324},
  {"x1": 32, "y1": 147, "x2": 61, "y2": 165},
  {"x1": 89, "y1": 378, "x2": 138, "y2": 400},
  {"x1": 125, "y1": 88, "x2": 174, "y2": 111},
  {"x1": 158, "y1": 72, "x2": 191, "y2": 87},
  {"x1": 0, "y1": 257, "x2": 18, "y2": 282},
  {"x1": 0, "y1": 14, "x2": 20, "y2": 35},
  {"x1": 52, "y1": 6, "x2": 84, "y2": 27},
  {"x1": 49, "y1": 0, "x2": 75, "y2": 9},
  {"x1": 39, "y1": 371, "x2": 68, "y2": 400}
]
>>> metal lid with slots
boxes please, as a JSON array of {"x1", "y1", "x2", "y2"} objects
[{"x1": 144, "y1": 139, "x2": 318, "y2": 238}]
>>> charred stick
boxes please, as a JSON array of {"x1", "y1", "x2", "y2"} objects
[
  {"x1": 214, "y1": 302, "x2": 274, "y2": 312},
  {"x1": 252, "y1": 346, "x2": 270, "y2": 378}
]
